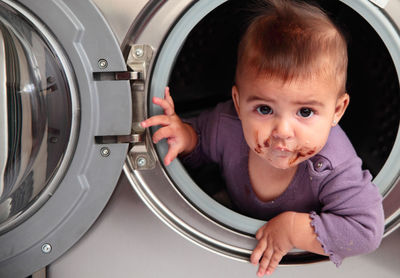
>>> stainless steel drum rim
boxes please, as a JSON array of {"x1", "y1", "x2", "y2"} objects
[
  {"x1": 125, "y1": 0, "x2": 400, "y2": 261},
  {"x1": 0, "y1": 0, "x2": 80, "y2": 234},
  {"x1": 339, "y1": 1, "x2": 400, "y2": 197},
  {"x1": 124, "y1": 161, "x2": 252, "y2": 261}
]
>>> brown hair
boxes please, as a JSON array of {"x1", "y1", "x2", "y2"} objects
[{"x1": 236, "y1": 0, "x2": 348, "y2": 94}]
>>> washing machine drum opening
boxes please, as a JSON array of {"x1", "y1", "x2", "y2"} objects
[
  {"x1": 0, "y1": 3, "x2": 75, "y2": 234},
  {"x1": 142, "y1": 0, "x2": 400, "y2": 242},
  {"x1": 166, "y1": 0, "x2": 400, "y2": 218}
]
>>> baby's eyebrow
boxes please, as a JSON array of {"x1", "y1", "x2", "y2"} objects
[
  {"x1": 245, "y1": 95, "x2": 324, "y2": 107},
  {"x1": 245, "y1": 95, "x2": 275, "y2": 103},
  {"x1": 292, "y1": 100, "x2": 325, "y2": 107}
]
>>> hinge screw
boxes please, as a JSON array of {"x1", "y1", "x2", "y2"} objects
[
  {"x1": 137, "y1": 156, "x2": 147, "y2": 167},
  {"x1": 98, "y1": 59, "x2": 108, "y2": 69},
  {"x1": 100, "y1": 147, "x2": 110, "y2": 157},
  {"x1": 135, "y1": 48, "x2": 144, "y2": 58},
  {"x1": 42, "y1": 243, "x2": 52, "y2": 254}
]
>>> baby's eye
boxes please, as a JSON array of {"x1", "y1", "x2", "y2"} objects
[
  {"x1": 297, "y1": 108, "x2": 314, "y2": 118},
  {"x1": 256, "y1": 105, "x2": 273, "y2": 115}
]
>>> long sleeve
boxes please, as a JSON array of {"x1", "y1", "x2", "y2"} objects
[
  {"x1": 307, "y1": 129, "x2": 384, "y2": 266},
  {"x1": 180, "y1": 101, "x2": 236, "y2": 168}
]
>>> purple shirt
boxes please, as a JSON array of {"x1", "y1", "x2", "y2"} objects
[{"x1": 182, "y1": 100, "x2": 384, "y2": 266}]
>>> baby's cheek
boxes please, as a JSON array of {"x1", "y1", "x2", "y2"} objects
[
  {"x1": 289, "y1": 146, "x2": 318, "y2": 166},
  {"x1": 252, "y1": 130, "x2": 268, "y2": 154},
  {"x1": 255, "y1": 144, "x2": 262, "y2": 154},
  {"x1": 263, "y1": 137, "x2": 271, "y2": 148}
]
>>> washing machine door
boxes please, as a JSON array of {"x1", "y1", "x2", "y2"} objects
[
  {"x1": 121, "y1": 0, "x2": 400, "y2": 266},
  {"x1": 0, "y1": 0, "x2": 133, "y2": 277}
]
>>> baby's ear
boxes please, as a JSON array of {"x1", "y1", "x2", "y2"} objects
[
  {"x1": 333, "y1": 93, "x2": 350, "y2": 126},
  {"x1": 232, "y1": 85, "x2": 241, "y2": 118}
]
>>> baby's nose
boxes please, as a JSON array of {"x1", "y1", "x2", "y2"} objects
[{"x1": 271, "y1": 118, "x2": 294, "y2": 140}]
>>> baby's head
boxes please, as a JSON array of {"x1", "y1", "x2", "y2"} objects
[
  {"x1": 232, "y1": 0, "x2": 350, "y2": 169},
  {"x1": 236, "y1": 0, "x2": 348, "y2": 92}
]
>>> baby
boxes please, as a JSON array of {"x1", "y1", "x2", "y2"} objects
[{"x1": 141, "y1": 0, "x2": 384, "y2": 276}]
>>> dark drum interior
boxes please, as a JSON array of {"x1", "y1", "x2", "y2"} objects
[{"x1": 168, "y1": 0, "x2": 400, "y2": 214}]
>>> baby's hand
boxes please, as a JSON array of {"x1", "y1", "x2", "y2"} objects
[
  {"x1": 141, "y1": 87, "x2": 197, "y2": 166},
  {"x1": 251, "y1": 212, "x2": 296, "y2": 276}
]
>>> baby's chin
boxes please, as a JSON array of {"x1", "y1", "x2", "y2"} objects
[{"x1": 260, "y1": 155, "x2": 296, "y2": 170}]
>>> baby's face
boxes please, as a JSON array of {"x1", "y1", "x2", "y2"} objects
[{"x1": 232, "y1": 71, "x2": 349, "y2": 169}]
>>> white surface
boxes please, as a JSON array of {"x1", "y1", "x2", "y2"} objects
[
  {"x1": 49, "y1": 174, "x2": 400, "y2": 278},
  {"x1": 369, "y1": 0, "x2": 390, "y2": 8}
]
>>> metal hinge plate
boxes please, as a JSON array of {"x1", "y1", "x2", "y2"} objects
[{"x1": 94, "y1": 44, "x2": 156, "y2": 170}]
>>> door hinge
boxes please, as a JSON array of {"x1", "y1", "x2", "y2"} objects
[
  {"x1": 115, "y1": 71, "x2": 140, "y2": 80},
  {"x1": 95, "y1": 134, "x2": 143, "y2": 144},
  {"x1": 127, "y1": 44, "x2": 155, "y2": 170},
  {"x1": 127, "y1": 44, "x2": 153, "y2": 80},
  {"x1": 95, "y1": 44, "x2": 155, "y2": 170}
]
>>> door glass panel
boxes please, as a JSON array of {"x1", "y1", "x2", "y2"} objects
[{"x1": 0, "y1": 2, "x2": 76, "y2": 234}]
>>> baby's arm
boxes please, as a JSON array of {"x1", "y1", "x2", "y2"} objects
[
  {"x1": 141, "y1": 87, "x2": 198, "y2": 165},
  {"x1": 252, "y1": 160, "x2": 384, "y2": 276},
  {"x1": 251, "y1": 212, "x2": 326, "y2": 277}
]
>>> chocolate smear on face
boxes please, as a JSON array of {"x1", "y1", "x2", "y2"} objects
[
  {"x1": 289, "y1": 147, "x2": 316, "y2": 166},
  {"x1": 254, "y1": 131, "x2": 271, "y2": 154},
  {"x1": 263, "y1": 137, "x2": 271, "y2": 148},
  {"x1": 254, "y1": 131, "x2": 262, "y2": 154}
]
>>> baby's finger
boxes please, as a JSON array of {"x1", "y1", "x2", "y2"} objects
[
  {"x1": 265, "y1": 252, "x2": 283, "y2": 276},
  {"x1": 152, "y1": 96, "x2": 175, "y2": 116},
  {"x1": 164, "y1": 87, "x2": 175, "y2": 110},
  {"x1": 163, "y1": 141, "x2": 180, "y2": 166},
  {"x1": 141, "y1": 115, "x2": 171, "y2": 128},
  {"x1": 250, "y1": 238, "x2": 267, "y2": 265},
  {"x1": 257, "y1": 247, "x2": 273, "y2": 277},
  {"x1": 152, "y1": 126, "x2": 175, "y2": 144},
  {"x1": 255, "y1": 226, "x2": 265, "y2": 241}
]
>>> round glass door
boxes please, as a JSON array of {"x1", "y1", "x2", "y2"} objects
[{"x1": 0, "y1": 2, "x2": 78, "y2": 234}]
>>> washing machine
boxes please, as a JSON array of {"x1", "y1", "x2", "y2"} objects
[{"x1": 0, "y1": 0, "x2": 399, "y2": 277}]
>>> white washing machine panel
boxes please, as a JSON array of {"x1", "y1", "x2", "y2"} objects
[{"x1": 0, "y1": 0, "x2": 399, "y2": 277}]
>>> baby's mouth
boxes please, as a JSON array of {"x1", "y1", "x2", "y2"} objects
[
  {"x1": 274, "y1": 145, "x2": 291, "y2": 152},
  {"x1": 257, "y1": 137, "x2": 318, "y2": 166},
  {"x1": 269, "y1": 145, "x2": 293, "y2": 157}
]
